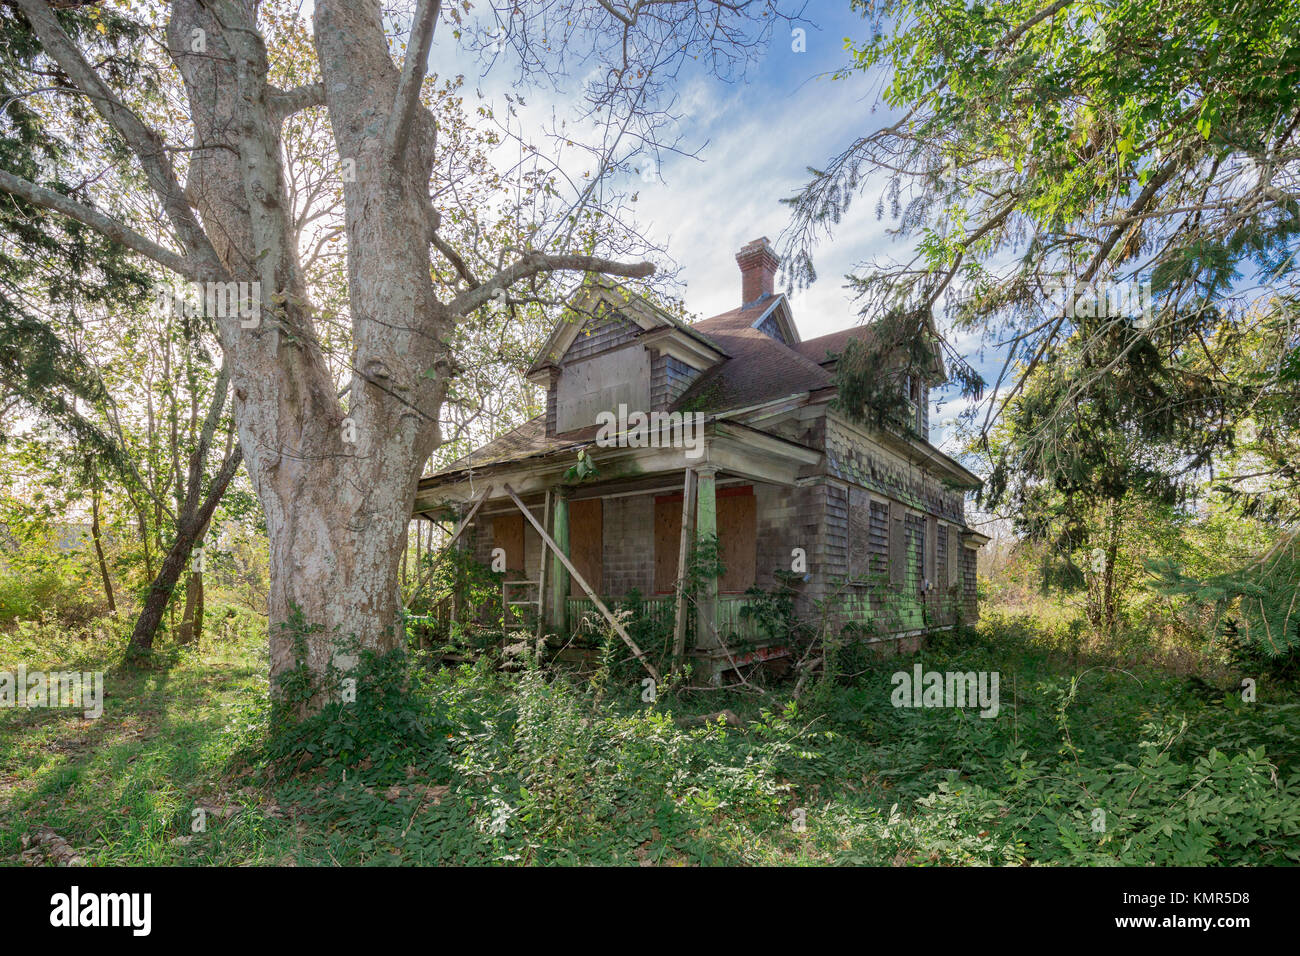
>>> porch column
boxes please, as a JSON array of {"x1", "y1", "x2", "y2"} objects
[
  {"x1": 449, "y1": 504, "x2": 466, "y2": 628},
  {"x1": 694, "y1": 465, "x2": 720, "y2": 661},
  {"x1": 548, "y1": 488, "x2": 570, "y2": 630}
]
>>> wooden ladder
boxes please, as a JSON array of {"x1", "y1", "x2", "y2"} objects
[{"x1": 502, "y1": 578, "x2": 542, "y2": 627}]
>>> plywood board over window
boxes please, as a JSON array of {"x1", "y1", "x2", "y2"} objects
[
  {"x1": 848, "y1": 486, "x2": 871, "y2": 581},
  {"x1": 569, "y1": 497, "x2": 604, "y2": 597},
  {"x1": 654, "y1": 495, "x2": 683, "y2": 593},
  {"x1": 717, "y1": 488, "x2": 756, "y2": 593},
  {"x1": 654, "y1": 485, "x2": 756, "y2": 594},
  {"x1": 492, "y1": 513, "x2": 525, "y2": 574},
  {"x1": 948, "y1": 524, "x2": 961, "y2": 587},
  {"x1": 888, "y1": 500, "x2": 905, "y2": 586}
]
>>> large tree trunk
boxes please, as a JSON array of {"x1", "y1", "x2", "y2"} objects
[
  {"x1": 164, "y1": 0, "x2": 446, "y2": 712},
  {"x1": 264, "y1": 477, "x2": 414, "y2": 680}
]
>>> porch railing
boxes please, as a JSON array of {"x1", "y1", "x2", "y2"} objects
[{"x1": 563, "y1": 594, "x2": 764, "y2": 642}]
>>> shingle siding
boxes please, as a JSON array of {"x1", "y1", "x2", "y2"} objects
[
  {"x1": 650, "y1": 354, "x2": 701, "y2": 408},
  {"x1": 962, "y1": 546, "x2": 979, "y2": 623},
  {"x1": 562, "y1": 309, "x2": 640, "y2": 363},
  {"x1": 602, "y1": 494, "x2": 655, "y2": 597},
  {"x1": 825, "y1": 417, "x2": 966, "y2": 523},
  {"x1": 545, "y1": 376, "x2": 558, "y2": 437},
  {"x1": 756, "y1": 312, "x2": 786, "y2": 344}
]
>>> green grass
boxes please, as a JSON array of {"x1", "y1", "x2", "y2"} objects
[
  {"x1": 0, "y1": 616, "x2": 277, "y2": 864},
  {"x1": 2, "y1": 609, "x2": 1298, "y2": 866}
]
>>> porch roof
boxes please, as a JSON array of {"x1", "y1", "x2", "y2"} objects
[{"x1": 434, "y1": 415, "x2": 575, "y2": 474}]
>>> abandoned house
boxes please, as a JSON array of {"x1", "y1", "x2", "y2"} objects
[{"x1": 411, "y1": 237, "x2": 987, "y2": 679}]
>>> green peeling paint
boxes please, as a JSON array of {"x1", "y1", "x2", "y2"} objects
[{"x1": 549, "y1": 493, "x2": 570, "y2": 627}]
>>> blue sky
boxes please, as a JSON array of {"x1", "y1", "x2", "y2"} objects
[{"x1": 426, "y1": 4, "x2": 981, "y2": 452}]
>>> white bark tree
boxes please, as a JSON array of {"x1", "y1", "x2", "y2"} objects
[{"x1": 2, "y1": 0, "x2": 791, "y2": 713}]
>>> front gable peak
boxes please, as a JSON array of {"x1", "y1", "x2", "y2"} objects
[{"x1": 526, "y1": 279, "x2": 726, "y2": 385}]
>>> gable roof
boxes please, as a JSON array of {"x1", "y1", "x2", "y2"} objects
[
  {"x1": 672, "y1": 304, "x2": 835, "y2": 413},
  {"x1": 795, "y1": 325, "x2": 880, "y2": 366},
  {"x1": 525, "y1": 277, "x2": 725, "y2": 382}
]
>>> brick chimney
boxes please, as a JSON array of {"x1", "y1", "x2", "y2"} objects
[{"x1": 736, "y1": 237, "x2": 780, "y2": 306}]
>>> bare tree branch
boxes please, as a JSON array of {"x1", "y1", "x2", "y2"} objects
[
  {"x1": 0, "y1": 168, "x2": 202, "y2": 279},
  {"x1": 384, "y1": 0, "x2": 440, "y2": 161},
  {"x1": 13, "y1": 0, "x2": 222, "y2": 275},
  {"x1": 270, "y1": 81, "x2": 326, "y2": 120},
  {"x1": 430, "y1": 231, "x2": 479, "y2": 289},
  {"x1": 449, "y1": 251, "x2": 654, "y2": 314}
]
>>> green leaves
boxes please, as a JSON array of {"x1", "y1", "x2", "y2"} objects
[{"x1": 560, "y1": 448, "x2": 599, "y2": 483}]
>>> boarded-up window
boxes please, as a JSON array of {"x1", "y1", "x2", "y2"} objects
[
  {"x1": 888, "y1": 501, "x2": 905, "y2": 586},
  {"x1": 869, "y1": 500, "x2": 889, "y2": 579},
  {"x1": 568, "y1": 497, "x2": 604, "y2": 597},
  {"x1": 947, "y1": 525, "x2": 960, "y2": 587},
  {"x1": 654, "y1": 485, "x2": 755, "y2": 593},
  {"x1": 654, "y1": 495, "x2": 683, "y2": 593},
  {"x1": 925, "y1": 515, "x2": 937, "y2": 588},
  {"x1": 848, "y1": 487, "x2": 871, "y2": 581},
  {"x1": 717, "y1": 488, "x2": 756, "y2": 593},
  {"x1": 492, "y1": 513, "x2": 525, "y2": 574}
]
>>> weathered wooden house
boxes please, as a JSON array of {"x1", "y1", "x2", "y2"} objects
[{"x1": 412, "y1": 238, "x2": 986, "y2": 680}]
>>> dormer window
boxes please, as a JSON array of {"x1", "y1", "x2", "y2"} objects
[{"x1": 903, "y1": 374, "x2": 925, "y2": 437}]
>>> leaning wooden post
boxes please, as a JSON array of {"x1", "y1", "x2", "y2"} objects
[
  {"x1": 548, "y1": 487, "x2": 571, "y2": 632},
  {"x1": 694, "y1": 465, "x2": 720, "y2": 673},
  {"x1": 503, "y1": 484, "x2": 659, "y2": 681},
  {"x1": 449, "y1": 504, "x2": 464, "y2": 628}
]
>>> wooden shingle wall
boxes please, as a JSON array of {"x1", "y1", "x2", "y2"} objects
[
  {"x1": 962, "y1": 545, "x2": 979, "y2": 623},
  {"x1": 825, "y1": 416, "x2": 965, "y2": 523},
  {"x1": 562, "y1": 309, "x2": 640, "y2": 363},
  {"x1": 754, "y1": 481, "x2": 826, "y2": 619},
  {"x1": 603, "y1": 494, "x2": 655, "y2": 596},
  {"x1": 650, "y1": 354, "x2": 701, "y2": 408}
]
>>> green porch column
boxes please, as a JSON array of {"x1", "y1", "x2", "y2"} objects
[
  {"x1": 548, "y1": 489, "x2": 570, "y2": 630},
  {"x1": 694, "y1": 466, "x2": 719, "y2": 662}
]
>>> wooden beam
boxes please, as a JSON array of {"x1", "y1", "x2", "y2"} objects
[
  {"x1": 671, "y1": 468, "x2": 697, "y2": 661},
  {"x1": 402, "y1": 485, "x2": 492, "y2": 609},
  {"x1": 503, "y1": 484, "x2": 660, "y2": 682}
]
